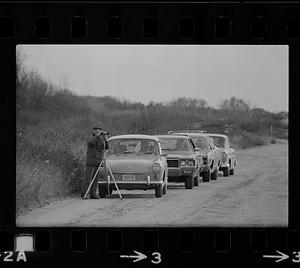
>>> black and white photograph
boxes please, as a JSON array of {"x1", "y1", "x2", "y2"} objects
[{"x1": 16, "y1": 45, "x2": 288, "y2": 227}]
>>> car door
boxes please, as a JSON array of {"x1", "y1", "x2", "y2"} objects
[
  {"x1": 189, "y1": 138, "x2": 203, "y2": 173},
  {"x1": 201, "y1": 136, "x2": 213, "y2": 169},
  {"x1": 158, "y1": 140, "x2": 168, "y2": 173},
  {"x1": 226, "y1": 137, "x2": 235, "y2": 168},
  {"x1": 205, "y1": 137, "x2": 216, "y2": 169}
]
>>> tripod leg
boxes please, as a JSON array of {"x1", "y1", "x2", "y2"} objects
[
  {"x1": 105, "y1": 161, "x2": 111, "y2": 197},
  {"x1": 84, "y1": 160, "x2": 103, "y2": 199},
  {"x1": 107, "y1": 162, "x2": 123, "y2": 200}
]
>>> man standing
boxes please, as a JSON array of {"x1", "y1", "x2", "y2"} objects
[{"x1": 81, "y1": 127, "x2": 109, "y2": 199}]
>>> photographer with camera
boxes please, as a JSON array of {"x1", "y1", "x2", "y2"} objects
[{"x1": 81, "y1": 127, "x2": 109, "y2": 199}]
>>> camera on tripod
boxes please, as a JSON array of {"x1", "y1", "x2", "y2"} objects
[{"x1": 99, "y1": 130, "x2": 109, "y2": 136}]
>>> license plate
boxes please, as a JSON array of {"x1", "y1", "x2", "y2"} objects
[{"x1": 122, "y1": 174, "x2": 135, "y2": 181}]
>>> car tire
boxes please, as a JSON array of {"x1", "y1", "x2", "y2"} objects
[
  {"x1": 223, "y1": 167, "x2": 230, "y2": 177},
  {"x1": 211, "y1": 167, "x2": 218, "y2": 180},
  {"x1": 185, "y1": 175, "x2": 194, "y2": 189},
  {"x1": 163, "y1": 181, "x2": 168, "y2": 195},
  {"x1": 230, "y1": 168, "x2": 234, "y2": 175},
  {"x1": 202, "y1": 169, "x2": 211, "y2": 182},
  {"x1": 99, "y1": 186, "x2": 107, "y2": 198},
  {"x1": 194, "y1": 174, "x2": 200, "y2": 186},
  {"x1": 155, "y1": 184, "x2": 163, "y2": 197}
]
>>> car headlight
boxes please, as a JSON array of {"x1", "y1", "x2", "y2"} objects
[
  {"x1": 180, "y1": 160, "x2": 195, "y2": 166},
  {"x1": 222, "y1": 152, "x2": 227, "y2": 162},
  {"x1": 152, "y1": 163, "x2": 161, "y2": 173},
  {"x1": 188, "y1": 160, "x2": 195, "y2": 166},
  {"x1": 202, "y1": 155, "x2": 208, "y2": 165}
]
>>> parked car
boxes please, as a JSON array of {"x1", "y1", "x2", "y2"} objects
[
  {"x1": 168, "y1": 131, "x2": 222, "y2": 182},
  {"x1": 206, "y1": 134, "x2": 224, "y2": 175},
  {"x1": 156, "y1": 135, "x2": 203, "y2": 189},
  {"x1": 208, "y1": 134, "x2": 237, "y2": 176},
  {"x1": 98, "y1": 134, "x2": 168, "y2": 198}
]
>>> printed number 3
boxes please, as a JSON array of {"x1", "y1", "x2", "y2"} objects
[
  {"x1": 151, "y1": 252, "x2": 162, "y2": 264},
  {"x1": 292, "y1": 252, "x2": 300, "y2": 263}
]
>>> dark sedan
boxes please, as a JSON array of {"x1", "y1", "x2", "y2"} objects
[{"x1": 156, "y1": 135, "x2": 203, "y2": 189}]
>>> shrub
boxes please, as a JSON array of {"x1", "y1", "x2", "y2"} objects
[
  {"x1": 271, "y1": 138, "x2": 277, "y2": 144},
  {"x1": 238, "y1": 132, "x2": 268, "y2": 149},
  {"x1": 16, "y1": 157, "x2": 66, "y2": 213},
  {"x1": 239, "y1": 120, "x2": 262, "y2": 132}
]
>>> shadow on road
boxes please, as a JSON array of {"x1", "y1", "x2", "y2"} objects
[
  {"x1": 107, "y1": 193, "x2": 157, "y2": 199},
  {"x1": 167, "y1": 184, "x2": 186, "y2": 189}
]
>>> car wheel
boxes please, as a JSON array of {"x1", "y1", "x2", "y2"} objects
[
  {"x1": 230, "y1": 168, "x2": 234, "y2": 175},
  {"x1": 155, "y1": 184, "x2": 163, "y2": 197},
  {"x1": 202, "y1": 169, "x2": 211, "y2": 182},
  {"x1": 211, "y1": 167, "x2": 218, "y2": 180},
  {"x1": 223, "y1": 167, "x2": 230, "y2": 177},
  {"x1": 185, "y1": 175, "x2": 194, "y2": 189},
  {"x1": 194, "y1": 173, "x2": 200, "y2": 186},
  {"x1": 99, "y1": 186, "x2": 107, "y2": 198}
]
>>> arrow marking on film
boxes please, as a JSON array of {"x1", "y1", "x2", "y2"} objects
[
  {"x1": 120, "y1": 250, "x2": 147, "y2": 263},
  {"x1": 263, "y1": 250, "x2": 289, "y2": 263}
]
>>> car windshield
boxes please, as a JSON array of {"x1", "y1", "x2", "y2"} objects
[
  {"x1": 210, "y1": 136, "x2": 225, "y2": 148},
  {"x1": 107, "y1": 139, "x2": 159, "y2": 155},
  {"x1": 159, "y1": 138, "x2": 192, "y2": 152},
  {"x1": 192, "y1": 137, "x2": 210, "y2": 150}
]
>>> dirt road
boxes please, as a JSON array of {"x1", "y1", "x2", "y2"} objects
[{"x1": 16, "y1": 142, "x2": 288, "y2": 227}]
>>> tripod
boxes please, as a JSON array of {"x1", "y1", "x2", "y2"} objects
[{"x1": 83, "y1": 144, "x2": 123, "y2": 200}]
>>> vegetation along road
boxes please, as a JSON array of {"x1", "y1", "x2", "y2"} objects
[{"x1": 16, "y1": 141, "x2": 288, "y2": 227}]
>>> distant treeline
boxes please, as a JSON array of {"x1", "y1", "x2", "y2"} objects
[{"x1": 16, "y1": 53, "x2": 288, "y2": 213}]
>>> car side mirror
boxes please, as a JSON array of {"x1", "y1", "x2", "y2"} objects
[
  {"x1": 162, "y1": 153, "x2": 168, "y2": 157},
  {"x1": 195, "y1": 147, "x2": 200, "y2": 152}
]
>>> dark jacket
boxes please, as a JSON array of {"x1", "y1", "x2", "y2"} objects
[{"x1": 86, "y1": 135, "x2": 109, "y2": 166}]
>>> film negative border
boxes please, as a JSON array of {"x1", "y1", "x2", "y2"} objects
[
  {"x1": 0, "y1": 229, "x2": 299, "y2": 266},
  {"x1": 0, "y1": 2, "x2": 299, "y2": 268},
  {"x1": 0, "y1": 3, "x2": 300, "y2": 42}
]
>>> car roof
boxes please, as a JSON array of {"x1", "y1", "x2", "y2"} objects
[
  {"x1": 169, "y1": 132, "x2": 209, "y2": 138},
  {"x1": 156, "y1": 135, "x2": 190, "y2": 139},
  {"x1": 109, "y1": 134, "x2": 159, "y2": 142},
  {"x1": 208, "y1": 134, "x2": 227, "y2": 138},
  {"x1": 168, "y1": 130, "x2": 206, "y2": 134}
]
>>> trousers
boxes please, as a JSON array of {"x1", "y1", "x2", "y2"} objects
[{"x1": 81, "y1": 165, "x2": 99, "y2": 197}]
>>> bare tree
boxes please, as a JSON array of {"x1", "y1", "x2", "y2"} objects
[{"x1": 219, "y1": 97, "x2": 250, "y2": 112}]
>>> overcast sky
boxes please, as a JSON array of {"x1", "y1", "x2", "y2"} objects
[{"x1": 17, "y1": 45, "x2": 288, "y2": 112}]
